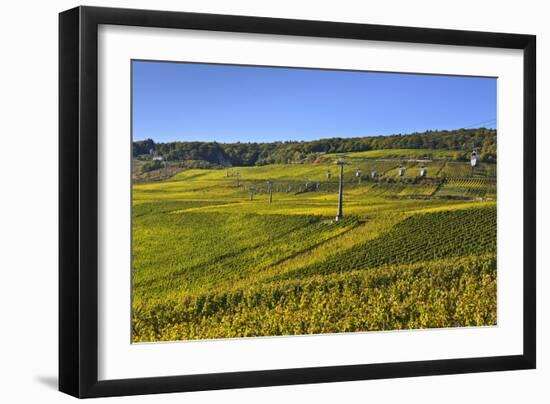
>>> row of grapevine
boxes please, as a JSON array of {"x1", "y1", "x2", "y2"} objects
[
  {"x1": 132, "y1": 211, "x2": 359, "y2": 297},
  {"x1": 436, "y1": 178, "x2": 497, "y2": 199},
  {"x1": 279, "y1": 206, "x2": 496, "y2": 280},
  {"x1": 132, "y1": 254, "x2": 496, "y2": 342}
]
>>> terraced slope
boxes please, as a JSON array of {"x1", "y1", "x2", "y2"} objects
[{"x1": 436, "y1": 178, "x2": 497, "y2": 199}]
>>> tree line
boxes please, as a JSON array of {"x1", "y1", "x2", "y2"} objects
[{"x1": 133, "y1": 128, "x2": 496, "y2": 167}]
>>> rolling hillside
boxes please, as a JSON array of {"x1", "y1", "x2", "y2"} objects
[{"x1": 132, "y1": 148, "x2": 497, "y2": 342}]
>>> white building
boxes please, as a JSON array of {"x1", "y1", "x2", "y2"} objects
[{"x1": 470, "y1": 150, "x2": 480, "y2": 167}]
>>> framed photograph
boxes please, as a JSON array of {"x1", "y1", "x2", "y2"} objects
[{"x1": 59, "y1": 6, "x2": 536, "y2": 398}]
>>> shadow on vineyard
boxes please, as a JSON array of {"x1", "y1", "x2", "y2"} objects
[
  {"x1": 131, "y1": 147, "x2": 498, "y2": 342},
  {"x1": 279, "y1": 206, "x2": 496, "y2": 280}
]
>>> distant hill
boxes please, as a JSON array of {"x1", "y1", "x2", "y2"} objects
[{"x1": 133, "y1": 128, "x2": 496, "y2": 167}]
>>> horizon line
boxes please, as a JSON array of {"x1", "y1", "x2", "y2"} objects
[{"x1": 133, "y1": 126, "x2": 497, "y2": 144}]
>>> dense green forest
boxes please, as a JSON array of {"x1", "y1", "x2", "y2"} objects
[{"x1": 133, "y1": 128, "x2": 496, "y2": 167}]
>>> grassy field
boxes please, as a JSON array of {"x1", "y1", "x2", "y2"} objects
[{"x1": 132, "y1": 149, "x2": 497, "y2": 342}]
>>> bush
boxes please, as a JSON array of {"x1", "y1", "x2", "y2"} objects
[
  {"x1": 142, "y1": 159, "x2": 164, "y2": 172},
  {"x1": 481, "y1": 153, "x2": 496, "y2": 163},
  {"x1": 452, "y1": 152, "x2": 468, "y2": 161}
]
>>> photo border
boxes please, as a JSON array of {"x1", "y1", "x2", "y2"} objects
[{"x1": 59, "y1": 6, "x2": 536, "y2": 398}]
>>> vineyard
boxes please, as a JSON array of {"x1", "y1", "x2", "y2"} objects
[
  {"x1": 133, "y1": 254, "x2": 496, "y2": 341},
  {"x1": 279, "y1": 206, "x2": 496, "y2": 280},
  {"x1": 436, "y1": 178, "x2": 497, "y2": 199},
  {"x1": 132, "y1": 148, "x2": 497, "y2": 342}
]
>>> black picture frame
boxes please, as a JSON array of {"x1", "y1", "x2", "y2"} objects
[{"x1": 59, "y1": 5, "x2": 536, "y2": 398}]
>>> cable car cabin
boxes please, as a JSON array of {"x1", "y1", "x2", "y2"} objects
[
  {"x1": 471, "y1": 150, "x2": 481, "y2": 167},
  {"x1": 370, "y1": 169, "x2": 378, "y2": 179},
  {"x1": 398, "y1": 166, "x2": 405, "y2": 176},
  {"x1": 355, "y1": 169, "x2": 362, "y2": 177},
  {"x1": 419, "y1": 166, "x2": 427, "y2": 177}
]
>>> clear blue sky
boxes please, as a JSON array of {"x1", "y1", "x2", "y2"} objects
[{"x1": 132, "y1": 60, "x2": 496, "y2": 143}]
